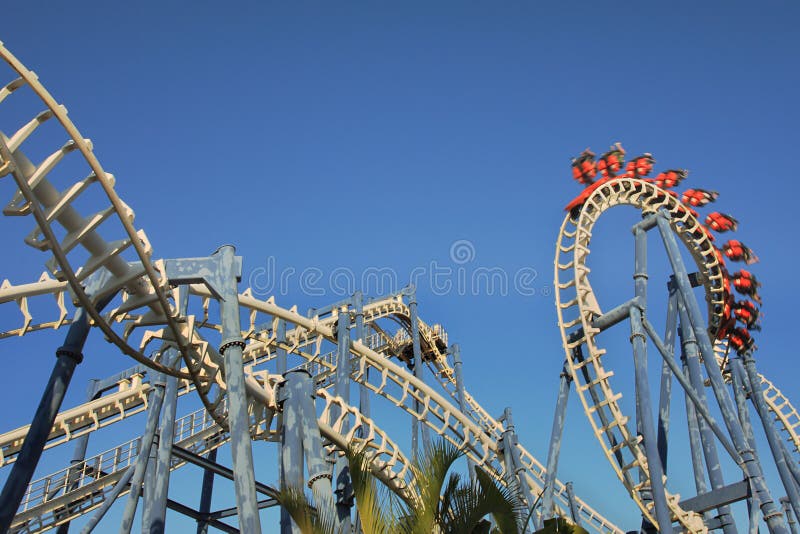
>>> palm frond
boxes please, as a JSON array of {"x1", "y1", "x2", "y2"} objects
[
  {"x1": 345, "y1": 444, "x2": 401, "y2": 534},
  {"x1": 275, "y1": 486, "x2": 339, "y2": 534}
]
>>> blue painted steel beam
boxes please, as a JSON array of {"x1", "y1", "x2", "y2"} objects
[
  {"x1": 632, "y1": 227, "x2": 658, "y2": 533},
  {"x1": 657, "y1": 284, "x2": 678, "y2": 473},
  {"x1": 56, "y1": 378, "x2": 100, "y2": 534},
  {"x1": 678, "y1": 311, "x2": 738, "y2": 534},
  {"x1": 355, "y1": 292, "x2": 371, "y2": 435},
  {"x1": 655, "y1": 212, "x2": 787, "y2": 534},
  {"x1": 629, "y1": 305, "x2": 673, "y2": 533},
  {"x1": 782, "y1": 497, "x2": 799, "y2": 534},
  {"x1": 451, "y1": 344, "x2": 476, "y2": 483},
  {"x1": 196, "y1": 447, "x2": 218, "y2": 534},
  {"x1": 542, "y1": 364, "x2": 572, "y2": 521},
  {"x1": 408, "y1": 287, "x2": 430, "y2": 457},
  {"x1": 678, "y1": 481, "x2": 750, "y2": 513},
  {"x1": 281, "y1": 370, "x2": 335, "y2": 527},
  {"x1": 0, "y1": 292, "x2": 114, "y2": 533},
  {"x1": 119, "y1": 365, "x2": 169, "y2": 534},
  {"x1": 738, "y1": 353, "x2": 800, "y2": 524},
  {"x1": 565, "y1": 482, "x2": 582, "y2": 527},
  {"x1": 144, "y1": 348, "x2": 181, "y2": 533},
  {"x1": 641, "y1": 317, "x2": 738, "y2": 461},
  {"x1": 334, "y1": 308, "x2": 353, "y2": 530},
  {"x1": 214, "y1": 245, "x2": 262, "y2": 534}
]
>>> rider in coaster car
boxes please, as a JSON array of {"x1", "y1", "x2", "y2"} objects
[
  {"x1": 690, "y1": 223, "x2": 715, "y2": 242},
  {"x1": 728, "y1": 326, "x2": 756, "y2": 355},
  {"x1": 718, "y1": 289, "x2": 737, "y2": 339},
  {"x1": 731, "y1": 269, "x2": 762, "y2": 304},
  {"x1": 596, "y1": 143, "x2": 626, "y2": 179},
  {"x1": 733, "y1": 300, "x2": 761, "y2": 330},
  {"x1": 682, "y1": 188, "x2": 719, "y2": 207},
  {"x1": 625, "y1": 153, "x2": 655, "y2": 178},
  {"x1": 723, "y1": 240, "x2": 759, "y2": 265},
  {"x1": 705, "y1": 212, "x2": 739, "y2": 233},
  {"x1": 654, "y1": 169, "x2": 688, "y2": 189},
  {"x1": 571, "y1": 148, "x2": 597, "y2": 186}
]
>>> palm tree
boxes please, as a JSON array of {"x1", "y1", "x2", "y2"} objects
[{"x1": 277, "y1": 439, "x2": 524, "y2": 534}]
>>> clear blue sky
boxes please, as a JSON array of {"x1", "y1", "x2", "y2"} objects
[{"x1": 1, "y1": 2, "x2": 799, "y2": 530}]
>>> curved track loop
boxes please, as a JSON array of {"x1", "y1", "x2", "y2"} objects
[
  {"x1": 555, "y1": 178, "x2": 733, "y2": 532},
  {"x1": 0, "y1": 43, "x2": 229, "y2": 424}
]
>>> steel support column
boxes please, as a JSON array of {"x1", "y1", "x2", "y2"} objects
[
  {"x1": 56, "y1": 378, "x2": 100, "y2": 534},
  {"x1": 334, "y1": 307, "x2": 353, "y2": 530},
  {"x1": 565, "y1": 482, "x2": 583, "y2": 527},
  {"x1": 80, "y1": 461, "x2": 138, "y2": 534},
  {"x1": 274, "y1": 319, "x2": 294, "y2": 534},
  {"x1": 679, "y1": 309, "x2": 737, "y2": 534},
  {"x1": 215, "y1": 245, "x2": 262, "y2": 534},
  {"x1": 656, "y1": 212, "x2": 787, "y2": 533},
  {"x1": 542, "y1": 363, "x2": 572, "y2": 521},
  {"x1": 728, "y1": 356, "x2": 762, "y2": 534},
  {"x1": 657, "y1": 284, "x2": 679, "y2": 472},
  {"x1": 783, "y1": 498, "x2": 799, "y2": 534},
  {"x1": 196, "y1": 447, "x2": 218, "y2": 534},
  {"x1": 500, "y1": 408, "x2": 531, "y2": 531},
  {"x1": 629, "y1": 305, "x2": 673, "y2": 533},
  {"x1": 119, "y1": 367, "x2": 169, "y2": 534},
  {"x1": 281, "y1": 370, "x2": 335, "y2": 525},
  {"x1": 408, "y1": 287, "x2": 430, "y2": 460},
  {"x1": 144, "y1": 348, "x2": 181, "y2": 533},
  {"x1": 451, "y1": 344, "x2": 476, "y2": 483},
  {"x1": 354, "y1": 292, "x2": 370, "y2": 429},
  {"x1": 0, "y1": 296, "x2": 112, "y2": 533},
  {"x1": 739, "y1": 352, "x2": 800, "y2": 524}
]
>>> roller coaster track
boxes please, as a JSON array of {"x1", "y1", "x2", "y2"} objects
[
  {"x1": 1, "y1": 41, "x2": 797, "y2": 533},
  {"x1": 0, "y1": 41, "x2": 623, "y2": 531},
  {"x1": 554, "y1": 176, "x2": 800, "y2": 531}
]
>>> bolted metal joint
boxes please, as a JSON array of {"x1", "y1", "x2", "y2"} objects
[
  {"x1": 629, "y1": 332, "x2": 647, "y2": 344},
  {"x1": 219, "y1": 339, "x2": 246, "y2": 355},
  {"x1": 55, "y1": 345, "x2": 83, "y2": 364},
  {"x1": 307, "y1": 472, "x2": 333, "y2": 488}
]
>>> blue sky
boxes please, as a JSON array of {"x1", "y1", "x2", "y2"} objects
[{"x1": 1, "y1": 2, "x2": 799, "y2": 531}]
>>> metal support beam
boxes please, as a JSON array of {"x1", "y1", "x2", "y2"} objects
[
  {"x1": 500, "y1": 408, "x2": 533, "y2": 532},
  {"x1": 281, "y1": 370, "x2": 335, "y2": 526},
  {"x1": 738, "y1": 353, "x2": 800, "y2": 524},
  {"x1": 451, "y1": 344, "x2": 476, "y2": 483},
  {"x1": 408, "y1": 287, "x2": 430, "y2": 458},
  {"x1": 274, "y1": 319, "x2": 293, "y2": 534},
  {"x1": 632, "y1": 227, "x2": 659, "y2": 533},
  {"x1": 214, "y1": 245, "x2": 262, "y2": 534},
  {"x1": 355, "y1": 292, "x2": 370, "y2": 432},
  {"x1": 144, "y1": 348, "x2": 181, "y2": 533},
  {"x1": 56, "y1": 378, "x2": 100, "y2": 534},
  {"x1": 565, "y1": 482, "x2": 582, "y2": 527},
  {"x1": 629, "y1": 305, "x2": 673, "y2": 533},
  {"x1": 641, "y1": 317, "x2": 738, "y2": 461},
  {"x1": 655, "y1": 211, "x2": 787, "y2": 534},
  {"x1": 783, "y1": 498, "x2": 799, "y2": 534},
  {"x1": 119, "y1": 366, "x2": 169, "y2": 534},
  {"x1": 171, "y1": 446, "x2": 278, "y2": 498},
  {"x1": 334, "y1": 308, "x2": 353, "y2": 531},
  {"x1": 679, "y1": 308, "x2": 738, "y2": 534},
  {"x1": 196, "y1": 447, "x2": 218, "y2": 534},
  {"x1": 542, "y1": 363, "x2": 572, "y2": 521},
  {"x1": 679, "y1": 481, "x2": 750, "y2": 514},
  {"x1": 0, "y1": 293, "x2": 113, "y2": 533},
  {"x1": 656, "y1": 284, "x2": 678, "y2": 473}
]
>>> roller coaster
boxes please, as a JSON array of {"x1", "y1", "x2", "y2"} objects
[{"x1": 0, "y1": 41, "x2": 798, "y2": 533}]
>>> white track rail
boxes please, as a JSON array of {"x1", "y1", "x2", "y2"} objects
[{"x1": 554, "y1": 177, "x2": 759, "y2": 532}]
